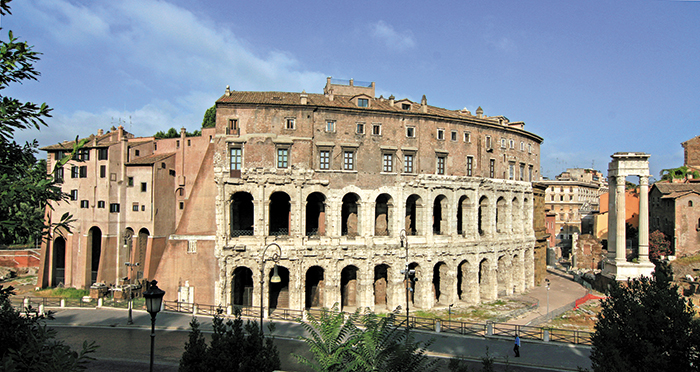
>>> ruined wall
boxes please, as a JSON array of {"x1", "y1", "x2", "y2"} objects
[{"x1": 574, "y1": 234, "x2": 604, "y2": 270}]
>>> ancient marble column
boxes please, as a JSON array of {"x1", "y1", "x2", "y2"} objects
[
  {"x1": 615, "y1": 175, "x2": 627, "y2": 262},
  {"x1": 638, "y1": 175, "x2": 650, "y2": 262},
  {"x1": 607, "y1": 176, "x2": 617, "y2": 259}
]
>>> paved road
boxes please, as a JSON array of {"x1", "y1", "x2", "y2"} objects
[
  {"x1": 48, "y1": 307, "x2": 592, "y2": 371},
  {"x1": 511, "y1": 269, "x2": 590, "y2": 326}
]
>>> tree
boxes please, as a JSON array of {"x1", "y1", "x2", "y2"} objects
[
  {"x1": 0, "y1": 0, "x2": 76, "y2": 245},
  {"x1": 178, "y1": 308, "x2": 280, "y2": 372},
  {"x1": 590, "y1": 262, "x2": 700, "y2": 371},
  {"x1": 294, "y1": 305, "x2": 438, "y2": 372},
  {"x1": 649, "y1": 230, "x2": 671, "y2": 262},
  {"x1": 0, "y1": 285, "x2": 97, "y2": 371},
  {"x1": 660, "y1": 166, "x2": 700, "y2": 182},
  {"x1": 202, "y1": 105, "x2": 216, "y2": 128}
]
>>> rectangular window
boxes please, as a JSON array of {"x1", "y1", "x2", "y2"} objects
[
  {"x1": 135, "y1": 149, "x2": 140, "y2": 157},
  {"x1": 110, "y1": 203, "x2": 120, "y2": 213},
  {"x1": 98, "y1": 148, "x2": 108, "y2": 160},
  {"x1": 128, "y1": 177, "x2": 134, "y2": 187},
  {"x1": 133, "y1": 203, "x2": 139, "y2": 212},
  {"x1": 55, "y1": 151, "x2": 64, "y2": 161},
  {"x1": 437, "y1": 129, "x2": 445, "y2": 140},
  {"x1": 79, "y1": 166, "x2": 87, "y2": 178},
  {"x1": 228, "y1": 119, "x2": 239, "y2": 135},
  {"x1": 451, "y1": 131, "x2": 458, "y2": 141},
  {"x1": 71, "y1": 166, "x2": 79, "y2": 179},
  {"x1": 528, "y1": 144, "x2": 532, "y2": 154},
  {"x1": 406, "y1": 127, "x2": 415, "y2": 138},
  {"x1": 383, "y1": 153, "x2": 393, "y2": 172},
  {"x1": 77, "y1": 149, "x2": 90, "y2": 161},
  {"x1": 230, "y1": 148, "x2": 242, "y2": 170},
  {"x1": 501, "y1": 138, "x2": 507, "y2": 148},
  {"x1": 169, "y1": 169, "x2": 176, "y2": 176},
  {"x1": 437, "y1": 156, "x2": 446, "y2": 175},
  {"x1": 356, "y1": 123, "x2": 365, "y2": 134},
  {"x1": 519, "y1": 164, "x2": 525, "y2": 181},
  {"x1": 404, "y1": 154, "x2": 414, "y2": 173},
  {"x1": 486, "y1": 136, "x2": 492, "y2": 149},
  {"x1": 326, "y1": 120, "x2": 335, "y2": 133},
  {"x1": 467, "y1": 156, "x2": 473, "y2": 176},
  {"x1": 97, "y1": 200, "x2": 105, "y2": 208},
  {"x1": 187, "y1": 139, "x2": 191, "y2": 146},
  {"x1": 357, "y1": 98, "x2": 369, "y2": 107},
  {"x1": 464, "y1": 132, "x2": 471, "y2": 142},
  {"x1": 80, "y1": 200, "x2": 89, "y2": 208},
  {"x1": 285, "y1": 118, "x2": 295, "y2": 130},
  {"x1": 520, "y1": 142, "x2": 525, "y2": 151},
  {"x1": 343, "y1": 151, "x2": 354, "y2": 170},
  {"x1": 179, "y1": 201, "x2": 184, "y2": 210},
  {"x1": 319, "y1": 150, "x2": 330, "y2": 170},
  {"x1": 277, "y1": 148, "x2": 289, "y2": 168},
  {"x1": 489, "y1": 159, "x2": 495, "y2": 178},
  {"x1": 402, "y1": 103, "x2": 411, "y2": 110},
  {"x1": 372, "y1": 124, "x2": 381, "y2": 135},
  {"x1": 509, "y1": 139, "x2": 515, "y2": 149},
  {"x1": 70, "y1": 190, "x2": 78, "y2": 201},
  {"x1": 55, "y1": 167, "x2": 64, "y2": 183},
  {"x1": 187, "y1": 240, "x2": 197, "y2": 254},
  {"x1": 141, "y1": 205, "x2": 145, "y2": 211},
  {"x1": 100, "y1": 165, "x2": 106, "y2": 178},
  {"x1": 141, "y1": 182, "x2": 147, "y2": 192},
  {"x1": 176, "y1": 140, "x2": 180, "y2": 148},
  {"x1": 509, "y1": 163, "x2": 515, "y2": 180}
]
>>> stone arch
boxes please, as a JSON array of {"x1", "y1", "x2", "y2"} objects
[
  {"x1": 512, "y1": 197, "x2": 522, "y2": 233},
  {"x1": 432, "y1": 261, "x2": 450, "y2": 305},
  {"x1": 305, "y1": 192, "x2": 326, "y2": 236},
  {"x1": 496, "y1": 197, "x2": 507, "y2": 233},
  {"x1": 269, "y1": 192, "x2": 290, "y2": 236},
  {"x1": 342, "y1": 193, "x2": 361, "y2": 236},
  {"x1": 522, "y1": 197, "x2": 531, "y2": 232},
  {"x1": 512, "y1": 253, "x2": 524, "y2": 293},
  {"x1": 457, "y1": 259, "x2": 478, "y2": 304},
  {"x1": 136, "y1": 228, "x2": 149, "y2": 280},
  {"x1": 373, "y1": 264, "x2": 390, "y2": 308},
  {"x1": 478, "y1": 196, "x2": 489, "y2": 236},
  {"x1": 305, "y1": 266, "x2": 325, "y2": 309},
  {"x1": 232, "y1": 266, "x2": 254, "y2": 307},
  {"x1": 457, "y1": 195, "x2": 471, "y2": 236},
  {"x1": 374, "y1": 194, "x2": 393, "y2": 236},
  {"x1": 433, "y1": 194, "x2": 448, "y2": 235},
  {"x1": 497, "y1": 255, "x2": 512, "y2": 296},
  {"x1": 269, "y1": 265, "x2": 290, "y2": 309},
  {"x1": 479, "y1": 258, "x2": 494, "y2": 301},
  {"x1": 340, "y1": 265, "x2": 359, "y2": 310},
  {"x1": 52, "y1": 236, "x2": 66, "y2": 286},
  {"x1": 87, "y1": 226, "x2": 102, "y2": 285},
  {"x1": 405, "y1": 194, "x2": 423, "y2": 235},
  {"x1": 230, "y1": 192, "x2": 254, "y2": 236}
]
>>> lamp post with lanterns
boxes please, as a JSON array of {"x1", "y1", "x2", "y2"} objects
[
  {"x1": 260, "y1": 243, "x2": 282, "y2": 335},
  {"x1": 399, "y1": 229, "x2": 416, "y2": 330},
  {"x1": 124, "y1": 261, "x2": 139, "y2": 325},
  {"x1": 143, "y1": 280, "x2": 165, "y2": 372}
]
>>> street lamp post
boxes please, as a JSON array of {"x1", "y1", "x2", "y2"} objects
[
  {"x1": 124, "y1": 261, "x2": 139, "y2": 325},
  {"x1": 143, "y1": 280, "x2": 165, "y2": 372},
  {"x1": 545, "y1": 278, "x2": 550, "y2": 319},
  {"x1": 260, "y1": 243, "x2": 282, "y2": 335},
  {"x1": 400, "y1": 229, "x2": 416, "y2": 330}
]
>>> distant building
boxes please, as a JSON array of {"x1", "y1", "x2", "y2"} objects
[
  {"x1": 682, "y1": 135, "x2": 700, "y2": 173},
  {"x1": 649, "y1": 182, "x2": 700, "y2": 257}
]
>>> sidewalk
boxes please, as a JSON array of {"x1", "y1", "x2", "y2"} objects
[
  {"x1": 510, "y1": 269, "x2": 589, "y2": 326},
  {"x1": 48, "y1": 306, "x2": 592, "y2": 371}
]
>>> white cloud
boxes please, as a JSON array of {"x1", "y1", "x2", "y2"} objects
[{"x1": 370, "y1": 21, "x2": 416, "y2": 52}]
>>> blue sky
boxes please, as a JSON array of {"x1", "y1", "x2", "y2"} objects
[{"x1": 5, "y1": 0, "x2": 700, "y2": 180}]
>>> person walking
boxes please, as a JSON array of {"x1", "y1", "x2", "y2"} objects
[{"x1": 513, "y1": 334, "x2": 521, "y2": 357}]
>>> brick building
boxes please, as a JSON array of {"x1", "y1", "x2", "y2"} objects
[
  {"x1": 682, "y1": 135, "x2": 700, "y2": 173},
  {"x1": 39, "y1": 78, "x2": 544, "y2": 313},
  {"x1": 649, "y1": 182, "x2": 700, "y2": 257}
]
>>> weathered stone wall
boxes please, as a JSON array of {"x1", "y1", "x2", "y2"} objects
[{"x1": 573, "y1": 234, "x2": 604, "y2": 270}]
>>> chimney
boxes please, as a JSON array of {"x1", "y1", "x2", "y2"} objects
[
  {"x1": 300, "y1": 90, "x2": 308, "y2": 105},
  {"x1": 421, "y1": 95, "x2": 427, "y2": 113},
  {"x1": 117, "y1": 125, "x2": 124, "y2": 141},
  {"x1": 389, "y1": 95, "x2": 395, "y2": 107},
  {"x1": 97, "y1": 129, "x2": 104, "y2": 136},
  {"x1": 476, "y1": 106, "x2": 484, "y2": 118},
  {"x1": 225, "y1": 85, "x2": 231, "y2": 97}
]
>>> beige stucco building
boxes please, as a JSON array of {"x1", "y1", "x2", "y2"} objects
[{"x1": 39, "y1": 78, "x2": 544, "y2": 314}]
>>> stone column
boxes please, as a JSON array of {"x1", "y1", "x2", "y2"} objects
[
  {"x1": 607, "y1": 176, "x2": 617, "y2": 259},
  {"x1": 615, "y1": 176, "x2": 626, "y2": 262},
  {"x1": 638, "y1": 175, "x2": 650, "y2": 262}
]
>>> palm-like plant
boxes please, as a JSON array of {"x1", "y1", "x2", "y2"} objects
[{"x1": 294, "y1": 304, "x2": 359, "y2": 372}]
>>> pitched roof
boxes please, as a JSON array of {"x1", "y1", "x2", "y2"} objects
[
  {"x1": 652, "y1": 182, "x2": 700, "y2": 199},
  {"x1": 40, "y1": 130, "x2": 137, "y2": 151},
  {"x1": 126, "y1": 152, "x2": 175, "y2": 165}
]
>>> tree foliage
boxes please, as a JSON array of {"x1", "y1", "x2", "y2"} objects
[
  {"x1": 178, "y1": 309, "x2": 280, "y2": 372},
  {"x1": 294, "y1": 305, "x2": 438, "y2": 372},
  {"x1": 202, "y1": 105, "x2": 216, "y2": 128},
  {"x1": 649, "y1": 230, "x2": 671, "y2": 262},
  {"x1": 590, "y1": 262, "x2": 700, "y2": 372},
  {"x1": 660, "y1": 166, "x2": 700, "y2": 182},
  {"x1": 0, "y1": 0, "x2": 77, "y2": 245},
  {"x1": 153, "y1": 127, "x2": 201, "y2": 139},
  {"x1": 0, "y1": 285, "x2": 98, "y2": 371}
]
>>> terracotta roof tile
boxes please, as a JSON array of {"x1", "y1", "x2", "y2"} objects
[{"x1": 126, "y1": 152, "x2": 175, "y2": 165}]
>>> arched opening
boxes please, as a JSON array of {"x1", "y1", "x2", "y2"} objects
[
  {"x1": 457, "y1": 259, "x2": 478, "y2": 303},
  {"x1": 305, "y1": 266, "x2": 325, "y2": 309},
  {"x1": 268, "y1": 265, "x2": 290, "y2": 309},
  {"x1": 269, "y1": 192, "x2": 290, "y2": 236},
  {"x1": 432, "y1": 261, "x2": 449, "y2": 304},
  {"x1": 406, "y1": 262, "x2": 420, "y2": 307},
  {"x1": 305, "y1": 193, "x2": 326, "y2": 236},
  {"x1": 52, "y1": 237, "x2": 66, "y2": 286},
  {"x1": 512, "y1": 197, "x2": 521, "y2": 233},
  {"x1": 230, "y1": 192, "x2": 254, "y2": 236},
  {"x1": 433, "y1": 195, "x2": 448, "y2": 235},
  {"x1": 87, "y1": 227, "x2": 102, "y2": 285},
  {"x1": 497, "y1": 255, "x2": 510, "y2": 296},
  {"x1": 136, "y1": 228, "x2": 149, "y2": 280},
  {"x1": 232, "y1": 266, "x2": 254, "y2": 307},
  {"x1": 479, "y1": 258, "x2": 492, "y2": 301},
  {"x1": 457, "y1": 195, "x2": 468, "y2": 235},
  {"x1": 341, "y1": 265, "x2": 359, "y2": 310},
  {"x1": 374, "y1": 264, "x2": 389, "y2": 307},
  {"x1": 341, "y1": 193, "x2": 361, "y2": 236},
  {"x1": 405, "y1": 194, "x2": 422, "y2": 235},
  {"x1": 375, "y1": 194, "x2": 393, "y2": 236},
  {"x1": 496, "y1": 197, "x2": 506, "y2": 233},
  {"x1": 478, "y1": 196, "x2": 489, "y2": 236}
]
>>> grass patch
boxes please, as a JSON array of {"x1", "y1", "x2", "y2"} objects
[
  {"x1": 34, "y1": 287, "x2": 89, "y2": 299},
  {"x1": 676, "y1": 253, "x2": 700, "y2": 264}
]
